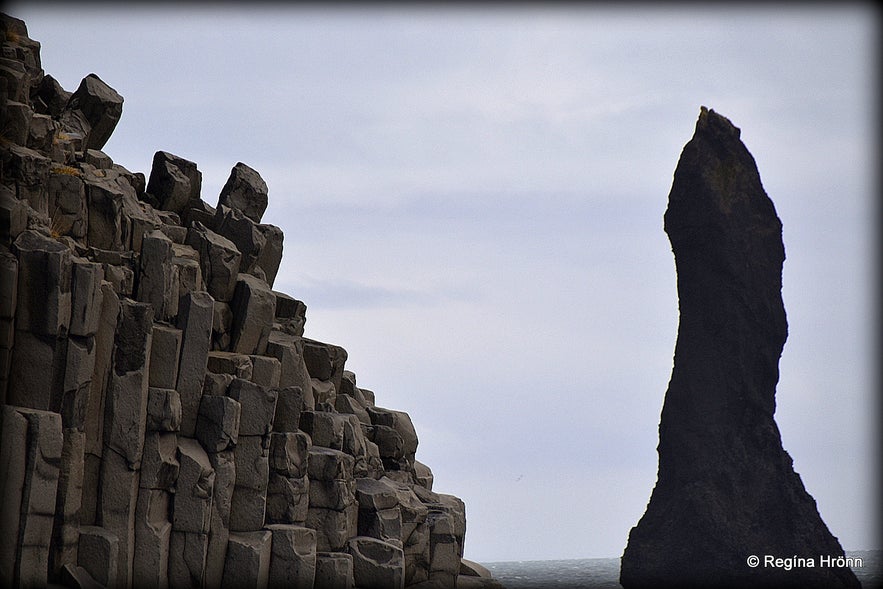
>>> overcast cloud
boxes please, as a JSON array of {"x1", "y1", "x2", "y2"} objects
[{"x1": 9, "y1": 4, "x2": 877, "y2": 561}]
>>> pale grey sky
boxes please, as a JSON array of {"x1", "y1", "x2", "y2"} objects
[{"x1": 10, "y1": 4, "x2": 877, "y2": 562}]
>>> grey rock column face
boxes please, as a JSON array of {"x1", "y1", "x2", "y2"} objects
[
  {"x1": 146, "y1": 151, "x2": 202, "y2": 216},
  {"x1": 217, "y1": 162, "x2": 269, "y2": 224},
  {"x1": 65, "y1": 73, "x2": 123, "y2": 151},
  {"x1": 619, "y1": 108, "x2": 860, "y2": 589},
  {"x1": 11, "y1": 229, "x2": 71, "y2": 337},
  {"x1": 103, "y1": 298, "x2": 153, "y2": 468},
  {"x1": 176, "y1": 291, "x2": 214, "y2": 437}
]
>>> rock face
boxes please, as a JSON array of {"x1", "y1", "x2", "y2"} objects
[
  {"x1": 0, "y1": 13, "x2": 488, "y2": 589},
  {"x1": 620, "y1": 108, "x2": 860, "y2": 588}
]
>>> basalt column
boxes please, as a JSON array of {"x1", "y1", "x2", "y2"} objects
[{"x1": 620, "y1": 108, "x2": 859, "y2": 589}]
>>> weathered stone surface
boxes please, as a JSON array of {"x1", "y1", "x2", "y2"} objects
[
  {"x1": 202, "y1": 371, "x2": 233, "y2": 398},
  {"x1": 206, "y1": 350, "x2": 252, "y2": 380},
  {"x1": 0, "y1": 408, "x2": 62, "y2": 587},
  {"x1": 69, "y1": 259, "x2": 103, "y2": 338},
  {"x1": 7, "y1": 330, "x2": 65, "y2": 415},
  {"x1": 268, "y1": 431, "x2": 310, "y2": 479},
  {"x1": 314, "y1": 552, "x2": 354, "y2": 589},
  {"x1": 33, "y1": 68, "x2": 67, "y2": 112},
  {"x1": 311, "y1": 379, "x2": 337, "y2": 407},
  {"x1": 301, "y1": 338, "x2": 347, "y2": 394},
  {"x1": 1, "y1": 186, "x2": 28, "y2": 245},
  {"x1": 186, "y1": 222, "x2": 241, "y2": 303},
  {"x1": 173, "y1": 438, "x2": 215, "y2": 534},
  {"x1": 137, "y1": 229, "x2": 178, "y2": 321},
  {"x1": 84, "y1": 280, "x2": 118, "y2": 445},
  {"x1": 228, "y1": 378, "x2": 277, "y2": 437},
  {"x1": 266, "y1": 332, "x2": 314, "y2": 408},
  {"x1": 146, "y1": 387, "x2": 182, "y2": 433},
  {"x1": 272, "y1": 291, "x2": 305, "y2": 336},
  {"x1": 97, "y1": 447, "x2": 139, "y2": 589},
  {"x1": 103, "y1": 299, "x2": 153, "y2": 467},
  {"x1": 50, "y1": 429, "x2": 85, "y2": 576},
  {"x1": 146, "y1": 151, "x2": 201, "y2": 216},
  {"x1": 347, "y1": 536, "x2": 405, "y2": 589},
  {"x1": 168, "y1": 530, "x2": 208, "y2": 589},
  {"x1": 356, "y1": 478, "x2": 404, "y2": 546},
  {"x1": 213, "y1": 204, "x2": 265, "y2": 275},
  {"x1": 371, "y1": 424, "x2": 405, "y2": 465},
  {"x1": 47, "y1": 167, "x2": 87, "y2": 239},
  {"x1": 249, "y1": 355, "x2": 280, "y2": 389},
  {"x1": 77, "y1": 526, "x2": 119, "y2": 589},
  {"x1": 172, "y1": 245, "x2": 203, "y2": 303},
  {"x1": 309, "y1": 478, "x2": 356, "y2": 511},
  {"x1": 342, "y1": 414, "x2": 378, "y2": 478},
  {"x1": 254, "y1": 223, "x2": 283, "y2": 288},
  {"x1": 306, "y1": 505, "x2": 359, "y2": 553},
  {"x1": 230, "y1": 435, "x2": 269, "y2": 532},
  {"x1": 1, "y1": 144, "x2": 51, "y2": 207},
  {"x1": 272, "y1": 385, "x2": 305, "y2": 433},
  {"x1": 60, "y1": 335, "x2": 94, "y2": 429},
  {"x1": 195, "y1": 393, "x2": 241, "y2": 453},
  {"x1": 222, "y1": 530, "x2": 271, "y2": 589},
  {"x1": 0, "y1": 407, "x2": 28, "y2": 586},
  {"x1": 359, "y1": 507, "x2": 402, "y2": 548},
  {"x1": 266, "y1": 473, "x2": 310, "y2": 526},
  {"x1": 334, "y1": 392, "x2": 371, "y2": 427},
  {"x1": 211, "y1": 301, "x2": 233, "y2": 351},
  {"x1": 205, "y1": 450, "x2": 235, "y2": 589},
  {"x1": 65, "y1": 73, "x2": 123, "y2": 150},
  {"x1": 308, "y1": 447, "x2": 355, "y2": 482},
  {"x1": 229, "y1": 273, "x2": 276, "y2": 356},
  {"x1": 2, "y1": 100, "x2": 31, "y2": 146},
  {"x1": 368, "y1": 407, "x2": 418, "y2": 463},
  {"x1": 355, "y1": 477, "x2": 401, "y2": 512},
  {"x1": 265, "y1": 524, "x2": 316, "y2": 589},
  {"x1": 133, "y1": 488, "x2": 171, "y2": 589},
  {"x1": 149, "y1": 325, "x2": 182, "y2": 390},
  {"x1": 217, "y1": 162, "x2": 269, "y2": 224},
  {"x1": 300, "y1": 410, "x2": 347, "y2": 451},
  {"x1": 83, "y1": 149, "x2": 113, "y2": 170},
  {"x1": 414, "y1": 461, "x2": 434, "y2": 491},
  {"x1": 176, "y1": 290, "x2": 214, "y2": 437},
  {"x1": 84, "y1": 166, "x2": 159, "y2": 253},
  {"x1": 426, "y1": 510, "x2": 460, "y2": 586},
  {"x1": 140, "y1": 432, "x2": 179, "y2": 491},
  {"x1": 12, "y1": 229, "x2": 71, "y2": 336},
  {"x1": 619, "y1": 108, "x2": 860, "y2": 589}
]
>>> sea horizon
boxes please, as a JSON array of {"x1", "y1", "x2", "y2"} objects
[{"x1": 482, "y1": 549, "x2": 882, "y2": 589}]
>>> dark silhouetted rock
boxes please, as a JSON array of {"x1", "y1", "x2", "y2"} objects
[
  {"x1": 217, "y1": 162, "x2": 269, "y2": 224},
  {"x1": 146, "y1": 151, "x2": 202, "y2": 216},
  {"x1": 65, "y1": 74, "x2": 123, "y2": 151},
  {"x1": 619, "y1": 108, "x2": 860, "y2": 589}
]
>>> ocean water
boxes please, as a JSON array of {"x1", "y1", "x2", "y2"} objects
[{"x1": 484, "y1": 550, "x2": 882, "y2": 588}]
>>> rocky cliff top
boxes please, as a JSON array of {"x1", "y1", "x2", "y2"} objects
[{"x1": 1, "y1": 12, "x2": 500, "y2": 589}]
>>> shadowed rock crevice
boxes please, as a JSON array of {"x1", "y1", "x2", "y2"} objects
[{"x1": 620, "y1": 107, "x2": 860, "y2": 589}]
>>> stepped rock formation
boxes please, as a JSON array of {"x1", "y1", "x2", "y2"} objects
[
  {"x1": 0, "y1": 14, "x2": 501, "y2": 589},
  {"x1": 620, "y1": 108, "x2": 860, "y2": 588}
]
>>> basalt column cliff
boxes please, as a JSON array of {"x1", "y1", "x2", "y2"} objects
[
  {"x1": 619, "y1": 108, "x2": 859, "y2": 588},
  {"x1": 0, "y1": 14, "x2": 499, "y2": 589}
]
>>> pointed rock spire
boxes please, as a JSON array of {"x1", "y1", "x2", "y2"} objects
[{"x1": 620, "y1": 108, "x2": 860, "y2": 589}]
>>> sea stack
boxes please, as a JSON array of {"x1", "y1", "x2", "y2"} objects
[{"x1": 620, "y1": 108, "x2": 860, "y2": 588}]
